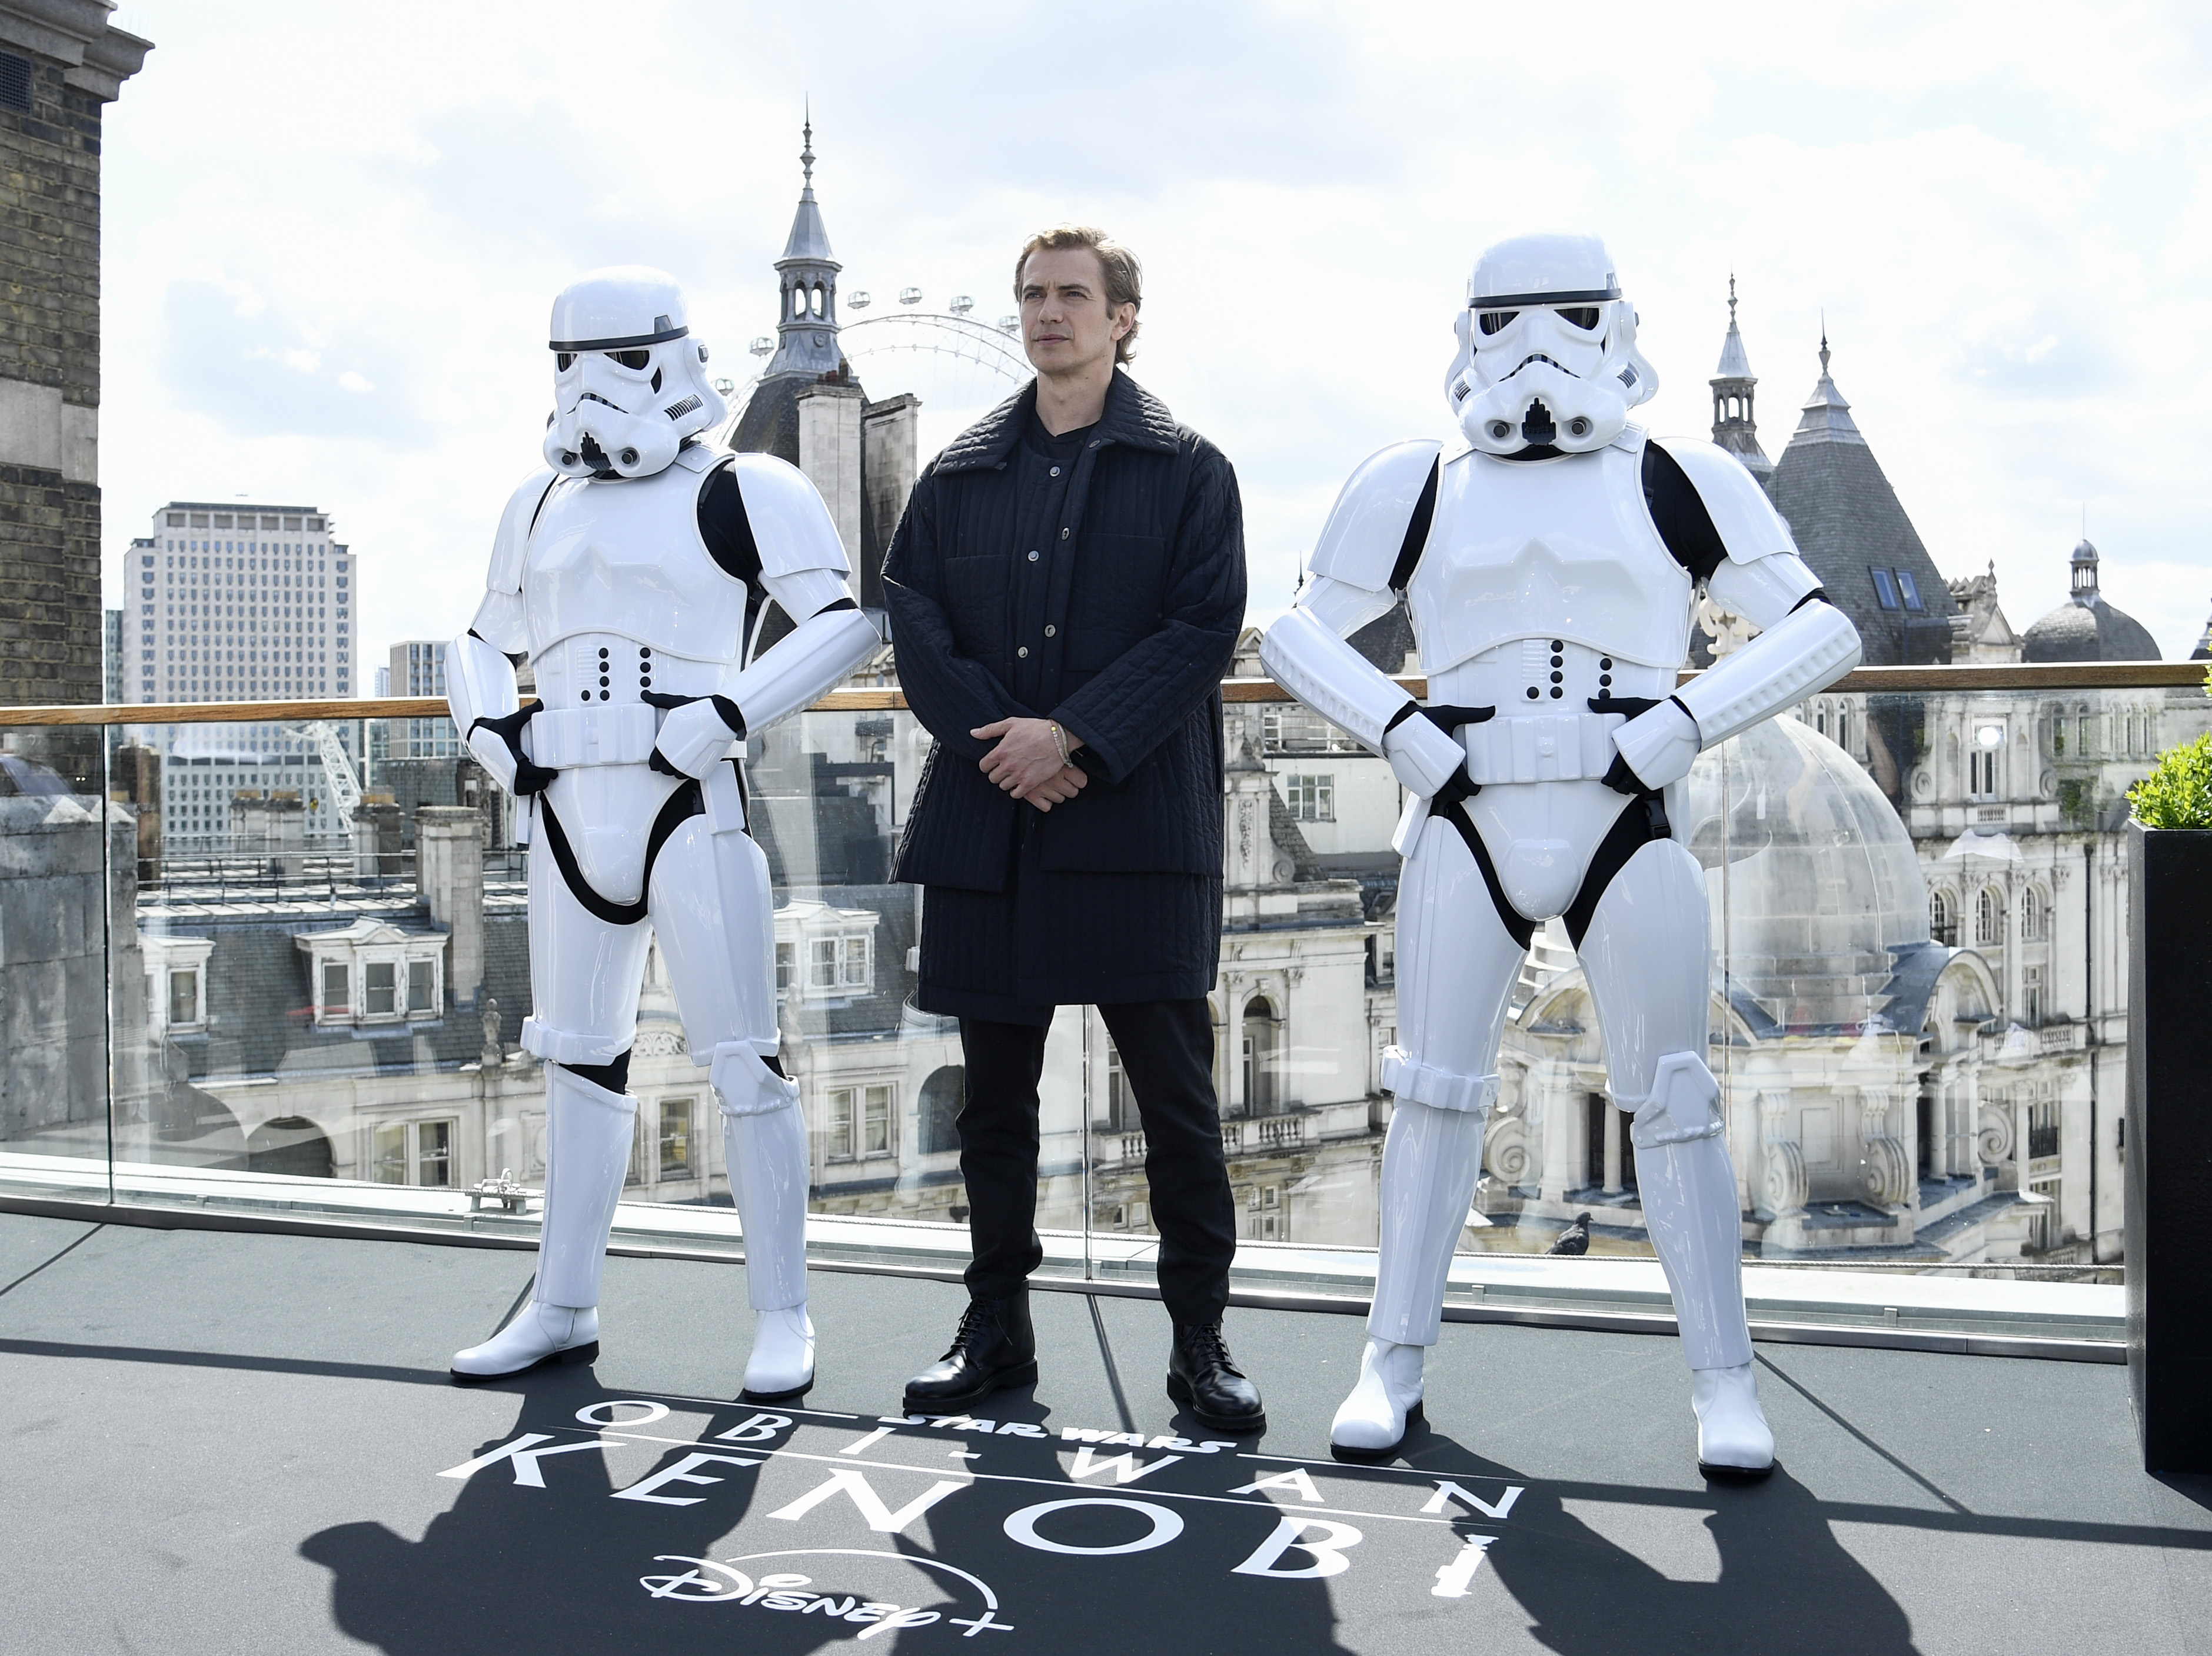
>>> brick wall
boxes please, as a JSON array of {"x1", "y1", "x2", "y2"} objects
[{"x1": 0, "y1": 462, "x2": 100, "y2": 701}]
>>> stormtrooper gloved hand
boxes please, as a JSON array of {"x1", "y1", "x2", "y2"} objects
[
  {"x1": 1381, "y1": 707, "x2": 1468, "y2": 800},
  {"x1": 467, "y1": 704, "x2": 555, "y2": 796},
  {"x1": 650, "y1": 694, "x2": 747, "y2": 780},
  {"x1": 1606, "y1": 697, "x2": 1702, "y2": 794}
]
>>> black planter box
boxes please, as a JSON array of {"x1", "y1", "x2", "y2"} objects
[{"x1": 2126, "y1": 820, "x2": 2212, "y2": 1472}]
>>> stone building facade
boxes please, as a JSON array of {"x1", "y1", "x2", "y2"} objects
[
  {"x1": 0, "y1": 3, "x2": 147, "y2": 709},
  {"x1": 1698, "y1": 294, "x2": 2193, "y2": 1263}
]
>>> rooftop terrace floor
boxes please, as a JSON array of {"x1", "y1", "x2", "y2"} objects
[{"x1": 0, "y1": 1209, "x2": 2204, "y2": 1654}]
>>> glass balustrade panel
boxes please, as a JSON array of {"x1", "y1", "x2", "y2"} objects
[{"x1": 1, "y1": 670, "x2": 2161, "y2": 1349}]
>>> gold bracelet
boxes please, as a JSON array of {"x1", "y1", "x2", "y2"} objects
[{"x1": 1049, "y1": 721, "x2": 1070, "y2": 766}]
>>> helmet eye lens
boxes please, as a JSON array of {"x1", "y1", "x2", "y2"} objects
[
  {"x1": 609, "y1": 349, "x2": 652, "y2": 371},
  {"x1": 1477, "y1": 310, "x2": 1518, "y2": 337},
  {"x1": 1559, "y1": 307, "x2": 1601, "y2": 331},
  {"x1": 554, "y1": 352, "x2": 575, "y2": 371}
]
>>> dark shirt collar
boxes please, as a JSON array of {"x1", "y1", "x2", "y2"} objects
[
  {"x1": 934, "y1": 368, "x2": 1182, "y2": 473},
  {"x1": 1023, "y1": 413, "x2": 1095, "y2": 459}
]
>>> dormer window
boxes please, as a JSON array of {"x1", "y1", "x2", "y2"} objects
[
  {"x1": 144, "y1": 935, "x2": 216, "y2": 1035},
  {"x1": 298, "y1": 919, "x2": 448, "y2": 1026},
  {"x1": 774, "y1": 900, "x2": 881, "y2": 1003}
]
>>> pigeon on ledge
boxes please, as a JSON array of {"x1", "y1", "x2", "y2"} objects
[{"x1": 1546, "y1": 1212, "x2": 1592, "y2": 1256}]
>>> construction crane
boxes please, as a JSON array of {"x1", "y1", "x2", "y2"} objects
[{"x1": 287, "y1": 720, "x2": 362, "y2": 837}]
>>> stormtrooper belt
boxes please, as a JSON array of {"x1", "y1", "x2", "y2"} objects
[
  {"x1": 529, "y1": 703, "x2": 660, "y2": 768},
  {"x1": 1458, "y1": 708, "x2": 1627, "y2": 786}
]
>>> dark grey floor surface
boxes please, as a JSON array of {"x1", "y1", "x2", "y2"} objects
[{"x1": 1, "y1": 1211, "x2": 2206, "y2": 1654}]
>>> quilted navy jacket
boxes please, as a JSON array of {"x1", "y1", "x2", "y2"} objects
[{"x1": 884, "y1": 372, "x2": 1245, "y2": 894}]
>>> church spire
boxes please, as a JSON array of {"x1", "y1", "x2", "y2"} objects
[
  {"x1": 1709, "y1": 275, "x2": 1772, "y2": 481},
  {"x1": 765, "y1": 109, "x2": 843, "y2": 380},
  {"x1": 1788, "y1": 325, "x2": 1867, "y2": 448}
]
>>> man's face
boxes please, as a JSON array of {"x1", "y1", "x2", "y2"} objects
[{"x1": 1019, "y1": 247, "x2": 1132, "y2": 377}]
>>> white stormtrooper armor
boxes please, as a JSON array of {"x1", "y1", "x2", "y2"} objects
[
  {"x1": 444, "y1": 267, "x2": 881, "y2": 1397},
  {"x1": 1260, "y1": 233, "x2": 1861, "y2": 1473}
]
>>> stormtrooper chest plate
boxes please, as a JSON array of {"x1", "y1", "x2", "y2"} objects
[
  {"x1": 1405, "y1": 441, "x2": 1692, "y2": 673},
  {"x1": 523, "y1": 461, "x2": 749, "y2": 670}
]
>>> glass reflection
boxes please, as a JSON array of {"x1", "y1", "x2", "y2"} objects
[{"x1": 0, "y1": 674, "x2": 2176, "y2": 1315}]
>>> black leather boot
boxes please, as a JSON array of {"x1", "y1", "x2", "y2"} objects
[
  {"x1": 903, "y1": 1293, "x2": 1037, "y2": 1412},
  {"x1": 1167, "y1": 1322, "x2": 1266, "y2": 1434}
]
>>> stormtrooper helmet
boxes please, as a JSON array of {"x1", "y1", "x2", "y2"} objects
[
  {"x1": 1443, "y1": 232, "x2": 1657, "y2": 457},
  {"x1": 543, "y1": 266, "x2": 729, "y2": 480}
]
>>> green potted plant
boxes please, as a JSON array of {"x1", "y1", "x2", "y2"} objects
[{"x1": 2123, "y1": 722, "x2": 2212, "y2": 1472}]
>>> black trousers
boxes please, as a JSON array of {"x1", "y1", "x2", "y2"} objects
[{"x1": 958, "y1": 998, "x2": 1237, "y2": 1328}]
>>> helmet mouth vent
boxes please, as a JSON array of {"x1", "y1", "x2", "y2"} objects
[{"x1": 1521, "y1": 401, "x2": 1557, "y2": 445}]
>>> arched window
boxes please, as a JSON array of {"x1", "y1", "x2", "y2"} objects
[
  {"x1": 918, "y1": 1066, "x2": 964, "y2": 1155},
  {"x1": 1975, "y1": 887, "x2": 2006, "y2": 948},
  {"x1": 1242, "y1": 996, "x2": 1280, "y2": 1116},
  {"x1": 1930, "y1": 889, "x2": 1957, "y2": 947},
  {"x1": 2021, "y1": 886, "x2": 2047, "y2": 943}
]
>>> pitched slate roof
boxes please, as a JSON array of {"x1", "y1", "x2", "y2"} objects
[{"x1": 1762, "y1": 340, "x2": 1957, "y2": 664}]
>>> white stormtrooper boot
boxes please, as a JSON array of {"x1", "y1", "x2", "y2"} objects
[
  {"x1": 1691, "y1": 1362, "x2": 1775, "y2": 1475},
  {"x1": 450, "y1": 1301, "x2": 601, "y2": 1381},
  {"x1": 715, "y1": 1042, "x2": 815, "y2": 1401},
  {"x1": 1330, "y1": 1338, "x2": 1428, "y2": 1462},
  {"x1": 453, "y1": 1063, "x2": 637, "y2": 1381}
]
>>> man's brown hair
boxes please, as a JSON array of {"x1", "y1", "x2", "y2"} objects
[{"x1": 1014, "y1": 225, "x2": 1142, "y2": 364}]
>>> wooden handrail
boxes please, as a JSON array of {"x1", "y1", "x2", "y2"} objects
[{"x1": 1, "y1": 660, "x2": 2201, "y2": 727}]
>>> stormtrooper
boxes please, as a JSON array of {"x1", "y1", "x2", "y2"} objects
[
  {"x1": 1259, "y1": 234, "x2": 1861, "y2": 1472},
  {"x1": 444, "y1": 267, "x2": 881, "y2": 1396}
]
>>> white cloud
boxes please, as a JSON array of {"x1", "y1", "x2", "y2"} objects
[{"x1": 100, "y1": 0, "x2": 2212, "y2": 663}]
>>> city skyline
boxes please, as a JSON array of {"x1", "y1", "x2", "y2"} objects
[{"x1": 89, "y1": 0, "x2": 2212, "y2": 685}]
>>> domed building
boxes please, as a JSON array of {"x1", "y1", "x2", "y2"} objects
[
  {"x1": 1481, "y1": 716, "x2": 2031, "y2": 1260},
  {"x1": 2021, "y1": 538, "x2": 2160, "y2": 663}
]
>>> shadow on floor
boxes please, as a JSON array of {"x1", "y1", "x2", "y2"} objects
[
  {"x1": 301, "y1": 1362, "x2": 1361, "y2": 1656},
  {"x1": 1405, "y1": 1425, "x2": 1924, "y2": 1656}
]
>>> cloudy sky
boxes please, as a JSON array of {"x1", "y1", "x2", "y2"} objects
[{"x1": 99, "y1": 0, "x2": 2212, "y2": 669}]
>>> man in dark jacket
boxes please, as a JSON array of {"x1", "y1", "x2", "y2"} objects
[{"x1": 882, "y1": 225, "x2": 1260, "y2": 1432}]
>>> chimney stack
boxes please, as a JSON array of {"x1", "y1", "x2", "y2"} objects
[{"x1": 414, "y1": 806, "x2": 484, "y2": 1007}]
